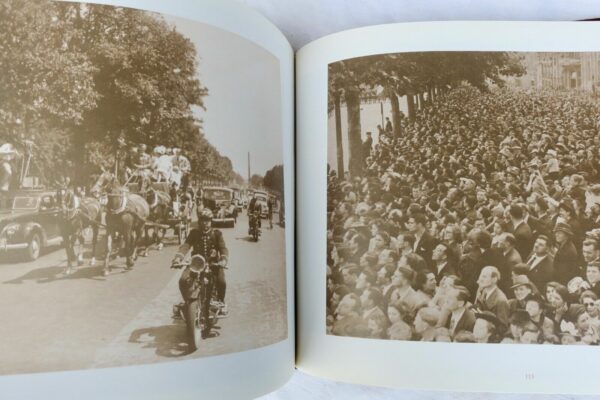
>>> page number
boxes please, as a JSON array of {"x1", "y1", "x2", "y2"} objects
[{"x1": 525, "y1": 373, "x2": 534, "y2": 380}]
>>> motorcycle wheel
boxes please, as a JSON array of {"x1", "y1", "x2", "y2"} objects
[
  {"x1": 185, "y1": 300, "x2": 203, "y2": 351},
  {"x1": 252, "y1": 228, "x2": 259, "y2": 242}
]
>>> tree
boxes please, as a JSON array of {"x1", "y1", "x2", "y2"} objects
[
  {"x1": 0, "y1": 0, "x2": 98, "y2": 182},
  {"x1": 263, "y1": 165, "x2": 284, "y2": 194},
  {"x1": 0, "y1": 2, "x2": 237, "y2": 185},
  {"x1": 249, "y1": 174, "x2": 263, "y2": 188}
]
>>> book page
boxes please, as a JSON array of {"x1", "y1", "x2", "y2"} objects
[
  {"x1": 296, "y1": 21, "x2": 600, "y2": 394},
  {"x1": 0, "y1": 0, "x2": 294, "y2": 399}
]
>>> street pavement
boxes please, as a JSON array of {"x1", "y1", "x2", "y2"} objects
[{"x1": 0, "y1": 213, "x2": 287, "y2": 375}]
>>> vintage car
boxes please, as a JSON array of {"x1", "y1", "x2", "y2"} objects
[
  {"x1": 201, "y1": 186, "x2": 237, "y2": 228},
  {"x1": 0, "y1": 190, "x2": 63, "y2": 261},
  {"x1": 252, "y1": 190, "x2": 269, "y2": 218},
  {"x1": 230, "y1": 187, "x2": 244, "y2": 211}
]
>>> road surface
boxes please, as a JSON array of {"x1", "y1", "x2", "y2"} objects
[{"x1": 0, "y1": 213, "x2": 287, "y2": 375}]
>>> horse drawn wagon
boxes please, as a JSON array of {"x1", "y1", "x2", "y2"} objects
[{"x1": 126, "y1": 179, "x2": 193, "y2": 245}]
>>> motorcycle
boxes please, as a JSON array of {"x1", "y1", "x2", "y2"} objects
[
  {"x1": 248, "y1": 210, "x2": 261, "y2": 241},
  {"x1": 171, "y1": 256, "x2": 228, "y2": 351}
]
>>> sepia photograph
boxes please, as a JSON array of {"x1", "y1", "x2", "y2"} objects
[
  {"x1": 327, "y1": 51, "x2": 600, "y2": 345},
  {"x1": 0, "y1": 1, "x2": 287, "y2": 374}
]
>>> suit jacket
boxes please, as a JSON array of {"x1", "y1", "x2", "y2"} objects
[
  {"x1": 474, "y1": 286, "x2": 510, "y2": 326},
  {"x1": 433, "y1": 261, "x2": 457, "y2": 285},
  {"x1": 513, "y1": 221, "x2": 534, "y2": 261},
  {"x1": 504, "y1": 248, "x2": 523, "y2": 269},
  {"x1": 415, "y1": 231, "x2": 437, "y2": 268},
  {"x1": 458, "y1": 252, "x2": 484, "y2": 302},
  {"x1": 554, "y1": 240, "x2": 578, "y2": 285},
  {"x1": 525, "y1": 254, "x2": 554, "y2": 292},
  {"x1": 527, "y1": 215, "x2": 551, "y2": 239},
  {"x1": 447, "y1": 307, "x2": 476, "y2": 336}
]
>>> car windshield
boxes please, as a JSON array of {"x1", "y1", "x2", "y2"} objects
[
  {"x1": 13, "y1": 196, "x2": 39, "y2": 210},
  {"x1": 204, "y1": 189, "x2": 232, "y2": 201},
  {"x1": 255, "y1": 194, "x2": 267, "y2": 201}
]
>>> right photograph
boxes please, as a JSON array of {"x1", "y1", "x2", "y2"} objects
[{"x1": 326, "y1": 51, "x2": 600, "y2": 345}]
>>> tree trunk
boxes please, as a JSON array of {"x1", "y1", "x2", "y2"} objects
[
  {"x1": 333, "y1": 91, "x2": 344, "y2": 179},
  {"x1": 407, "y1": 93, "x2": 416, "y2": 122},
  {"x1": 418, "y1": 92, "x2": 425, "y2": 110},
  {"x1": 428, "y1": 87, "x2": 434, "y2": 103},
  {"x1": 389, "y1": 90, "x2": 402, "y2": 138},
  {"x1": 345, "y1": 87, "x2": 362, "y2": 178}
]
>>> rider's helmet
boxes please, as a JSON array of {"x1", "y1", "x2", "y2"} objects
[{"x1": 198, "y1": 207, "x2": 213, "y2": 222}]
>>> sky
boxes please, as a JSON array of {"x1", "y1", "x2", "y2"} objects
[{"x1": 161, "y1": 14, "x2": 282, "y2": 179}]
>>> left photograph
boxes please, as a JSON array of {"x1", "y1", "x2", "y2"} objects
[{"x1": 0, "y1": 1, "x2": 287, "y2": 374}]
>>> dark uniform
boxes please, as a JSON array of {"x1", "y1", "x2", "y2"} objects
[{"x1": 178, "y1": 227, "x2": 228, "y2": 303}]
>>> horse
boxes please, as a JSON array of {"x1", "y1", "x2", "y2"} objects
[
  {"x1": 93, "y1": 172, "x2": 149, "y2": 275},
  {"x1": 143, "y1": 187, "x2": 171, "y2": 256},
  {"x1": 58, "y1": 190, "x2": 103, "y2": 274}
]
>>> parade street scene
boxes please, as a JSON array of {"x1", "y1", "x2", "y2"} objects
[
  {"x1": 0, "y1": 2, "x2": 287, "y2": 373},
  {"x1": 327, "y1": 51, "x2": 600, "y2": 345}
]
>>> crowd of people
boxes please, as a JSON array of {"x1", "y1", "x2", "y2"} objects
[
  {"x1": 118, "y1": 140, "x2": 191, "y2": 189},
  {"x1": 327, "y1": 85, "x2": 600, "y2": 345}
]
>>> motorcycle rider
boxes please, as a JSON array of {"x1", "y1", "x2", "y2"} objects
[
  {"x1": 172, "y1": 208, "x2": 229, "y2": 316},
  {"x1": 248, "y1": 193, "x2": 261, "y2": 235}
]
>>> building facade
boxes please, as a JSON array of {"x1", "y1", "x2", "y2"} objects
[{"x1": 509, "y1": 52, "x2": 600, "y2": 92}]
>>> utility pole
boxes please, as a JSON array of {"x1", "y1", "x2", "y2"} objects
[{"x1": 247, "y1": 152, "x2": 251, "y2": 183}]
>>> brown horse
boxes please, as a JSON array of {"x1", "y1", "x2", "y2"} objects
[
  {"x1": 59, "y1": 190, "x2": 103, "y2": 274},
  {"x1": 93, "y1": 172, "x2": 149, "y2": 275},
  {"x1": 143, "y1": 187, "x2": 171, "y2": 256}
]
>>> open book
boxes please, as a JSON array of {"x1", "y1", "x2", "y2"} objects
[{"x1": 2, "y1": 0, "x2": 600, "y2": 398}]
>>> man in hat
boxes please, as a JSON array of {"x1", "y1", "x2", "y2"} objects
[
  {"x1": 553, "y1": 222, "x2": 578, "y2": 284},
  {"x1": 508, "y1": 274, "x2": 538, "y2": 314},
  {"x1": 524, "y1": 235, "x2": 555, "y2": 292},
  {"x1": 172, "y1": 208, "x2": 229, "y2": 315}
]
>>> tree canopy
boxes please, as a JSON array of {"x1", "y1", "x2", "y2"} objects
[
  {"x1": 328, "y1": 51, "x2": 526, "y2": 177},
  {"x1": 263, "y1": 164, "x2": 284, "y2": 195},
  {"x1": 0, "y1": 1, "x2": 236, "y2": 185}
]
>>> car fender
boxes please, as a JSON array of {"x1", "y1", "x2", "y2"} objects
[{"x1": 22, "y1": 222, "x2": 47, "y2": 246}]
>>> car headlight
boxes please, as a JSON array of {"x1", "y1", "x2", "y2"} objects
[{"x1": 2, "y1": 223, "x2": 20, "y2": 237}]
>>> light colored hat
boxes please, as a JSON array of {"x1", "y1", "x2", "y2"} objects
[{"x1": 154, "y1": 145, "x2": 166, "y2": 155}]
